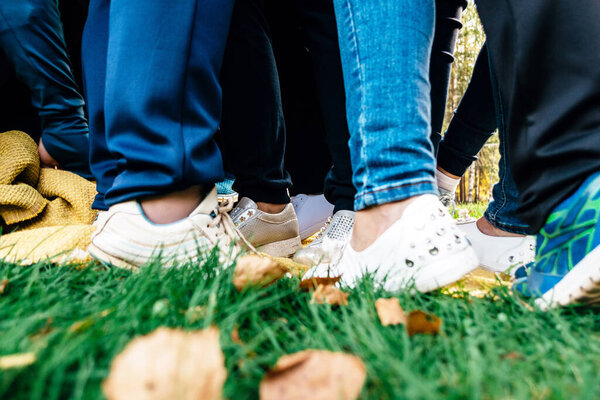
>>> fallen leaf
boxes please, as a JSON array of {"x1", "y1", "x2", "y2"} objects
[
  {"x1": 68, "y1": 309, "x2": 113, "y2": 334},
  {"x1": 501, "y1": 352, "x2": 525, "y2": 361},
  {"x1": 233, "y1": 254, "x2": 287, "y2": 291},
  {"x1": 0, "y1": 353, "x2": 36, "y2": 369},
  {"x1": 29, "y1": 318, "x2": 54, "y2": 340},
  {"x1": 310, "y1": 284, "x2": 349, "y2": 306},
  {"x1": 182, "y1": 306, "x2": 206, "y2": 323},
  {"x1": 231, "y1": 326, "x2": 243, "y2": 344},
  {"x1": 375, "y1": 298, "x2": 407, "y2": 326},
  {"x1": 406, "y1": 310, "x2": 442, "y2": 337},
  {"x1": 0, "y1": 279, "x2": 7, "y2": 294},
  {"x1": 103, "y1": 327, "x2": 226, "y2": 400},
  {"x1": 299, "y1": 276, "x2": 341, "y2": 291},
  {"x1": 260, "y1": 350, "x2": 366, "y2": 400}
]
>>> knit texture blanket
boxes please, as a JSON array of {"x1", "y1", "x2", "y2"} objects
[{"x1": 0, "y1": 131, "x2": 97, "y2": 265}]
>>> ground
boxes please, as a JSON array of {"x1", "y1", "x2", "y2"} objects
[{"x1": 2, "y1": 204, "x2": 600, "y2": 399}]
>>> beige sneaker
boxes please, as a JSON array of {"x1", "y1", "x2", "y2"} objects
[
  {"x1": 231, "y1": 198, "x2": 301, "y2": 258},
  {"x1": 88, "y1": 187, "x2": 247, "y2": 270}
]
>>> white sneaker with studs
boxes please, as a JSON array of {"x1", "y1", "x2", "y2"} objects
[{"x1": 302, "y1": 194, "x2": 479, "y2": 292}]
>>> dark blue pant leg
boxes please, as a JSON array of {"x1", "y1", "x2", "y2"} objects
[
  {"x1": 102, "y1": 0, "x2": 234, "y2": 206},
  {"x1": 0, "y1": 0, "x2": 90, "y2": 177},
  {"x1": 82, "y1": 0, "x2": 112, "y2": 210}
]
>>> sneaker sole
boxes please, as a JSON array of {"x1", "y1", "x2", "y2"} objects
[
  {"x1": 257, "y1": 236, "x2": 302, "y2": 258},
  {"x1": 88, "y1": 242, "x2": 140, "y2": 271},
  {"x1": 535, "y1": 245, "x2": 600, "y2": 310},
  {"x1": 411, "y1": 247, "x2": 479, "y2": 292}
]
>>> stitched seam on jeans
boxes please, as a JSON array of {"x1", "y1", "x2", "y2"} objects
[
  {"x1": 344, "y1": 0, "x2": 368, "y2": 192},
  {"x1": 357, "y1": 179, "x2": 435, "y2": 198}
]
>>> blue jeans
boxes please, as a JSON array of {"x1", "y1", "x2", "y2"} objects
[
  {"x1": 0, "y1": 0, "x2": 90, "y2": 178},
  {"x1": 332, "y1": 0, "x2": 437, "y2": 210},
  {"x1": 83, "y1": 0, "x2": 234, "y2": 210}
]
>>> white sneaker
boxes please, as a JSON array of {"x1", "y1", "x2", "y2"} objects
[
  {"x1": 457, "y1": 220, "x2": 535, "y2": 275},
  {"x1": 88, "y1": 187, "x2": 244, "y2": 270},
  {"x1": 291, "y1": 194, "x2": 335, "y2": 240},
  {"x1": 293, "y1": 210, "x2": 355, "y2": 266},
  {"x1": 231, "y1": 198, "x2": 301, "y2": 258},
  {"x1": 303, "y1": 195, "x2": 479, "y2": 293}
]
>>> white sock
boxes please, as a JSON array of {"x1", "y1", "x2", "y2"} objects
[{"x1": 436, "y1": 169, "x2": 460, "y2": 194}]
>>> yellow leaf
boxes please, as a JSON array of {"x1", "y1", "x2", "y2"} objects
[{"x1": 0, "y1": 353, "x2": 36, "y2": 369}]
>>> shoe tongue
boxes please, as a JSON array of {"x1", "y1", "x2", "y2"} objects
[{"x1": 194, "y1": 187, "x2": 219, "y2": 214}]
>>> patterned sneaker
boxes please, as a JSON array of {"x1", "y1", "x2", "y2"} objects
[
  {"x1": 514, "y1": 171, "x2": 600, "y2": 309},
  {"x1": 291, "y1": 194, "x2": 335, "y2": 240},
  {"x1": 216, "y1": 177, "x2": 238, "y2": 204},
  {"x1": 88, "y1": 187, "x2": 246, "y2": 270},
  {"x1": 231, "y1": 198, "x2": 301, "y2": 258},
  {"x1": 458, "y1": 220, "x2": 535, "y2": 276},
  {"x1": 293, "y1": 210, "x2": 355, "y2": 266},
  {"x1": 303, "y1": 195, "x2": 479, "y2": 293}
]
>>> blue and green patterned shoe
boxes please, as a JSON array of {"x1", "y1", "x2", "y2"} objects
[{"x1": 514, "y1": 171, "x2": 600, "y2": 309}]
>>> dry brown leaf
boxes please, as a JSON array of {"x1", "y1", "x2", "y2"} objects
[
  {"x1": 231, "y1": 326, "x2": 243, "y2": 344},
  {"x1": 406, "y1": 310, "x2": 442, "y2": 337},
  {"x1": 310, "y1": 284, "x2": 349, "y2": 306},
  {"x1": 375, "y1": 298, "x2": 407, "y2": 326},
  {"x1": 299, "y1": 276, "x2": 341, "y2": 291},
  {"x1": 103, "y1": 327, "x2": 226, "y2": 400},
  {"x1": 233, "y1": 254, "x2": 287, "y2": 291},
  {"x1": 29, "y1": 318, "x2": 54, "y2": 340},
  {"x1": 501, "y1": 352, "x2": 525, "y2": 361},
  {"x1": 0, "y1": 279, "x2": 8, "y2": 295},
  {"x1": 0, "y1": 353, "x2": 36, "y2": 369},
  {"x1": 260, "y1": 350, "x2": 366, "y2": 400}
]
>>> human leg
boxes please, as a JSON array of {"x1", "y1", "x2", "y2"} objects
[
  {"x1": 0, "y1": 0, "x2": 90, "y2": 177},
  {"x1": 429, "y1": 0, "x2": 468, "y2": 153},
  {"x1": 305, "y1": 0, "x2": 477, "y2": 291},
  {"x1": 88, "y1": 0, "x2": 243, "y2": 268},
  {"x1": 219, "y1": 0, "x2": 301, "y2": 257},
  {"x1": 82, "y1": 0, "x2": 113, "y2": 210},
  {"x1": 477, "y1": 0, "x2": 600, "y2": 306}
]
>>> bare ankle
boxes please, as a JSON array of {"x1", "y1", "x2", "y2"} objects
[
  {"x1": 140, "y1": 185, "x2": 204, "y2": 224},
  {"x1": 256, "y1": 202, "x2": 287, "y2": 214},
  {"x1": 476, "y1": 217, "x2": 524, "y2": 238},
  {"x1": 350, "y1": 196, "x2": 422, "y2": 252}
]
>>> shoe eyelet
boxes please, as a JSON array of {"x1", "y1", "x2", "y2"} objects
[
  {"x1": 429, "y1": 247, "x2": 439, "y2": 255},
  {"x1": 426, "y1": 238, "x2": 432, "y2": 245},
  {"x1": 439, "y1": 209, "x2": 445, "y2": 216},
  {"x1": 508, "y1": 255, "x2": 515, "y2": 263},
  {"x1": 437, "y1": 228, "x2": 446, "y2": 236},
  {"x1": 405, "y1": 259, "x2": 414, "y2": 268},
  {"x1": 410, "y1": 243, "x2": 416, "y2": 249},
  {"x1": 454, "y1": 235, "x2": 461, "y2": 244},
  {"x1": 210, "y1": 211, "x2": 217, "y2": 218}
]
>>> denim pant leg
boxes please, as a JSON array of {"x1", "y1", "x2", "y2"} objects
[
  {"x1": 102, "y1": 0, "x2": 234, "y2": 206},
  {"x1": 333, "y1": 0, "x2": 437, "y2": 210},
  {"x1": 82, "y1": 0, "x2": 113, "y2": 210},
  {"x1": 0, "y1": 0, "x2": 90, "y2": 178}
]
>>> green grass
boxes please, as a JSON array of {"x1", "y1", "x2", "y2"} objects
[{"x1": 2, "y1": 257, "x2": 600, "y2": 400}]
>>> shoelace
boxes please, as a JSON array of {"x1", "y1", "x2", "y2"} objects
[{"x1": 205, "y1": 199, "x2": 257, "y2": 254}]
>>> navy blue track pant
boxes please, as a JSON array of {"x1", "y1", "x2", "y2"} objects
[{"x1": 83, "y1": 0, "x2": 234, "y2": 209}]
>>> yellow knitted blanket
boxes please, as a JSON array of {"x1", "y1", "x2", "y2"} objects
[{"x1": 0, "y1": 131, "x2": 97, "y2": 265}]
